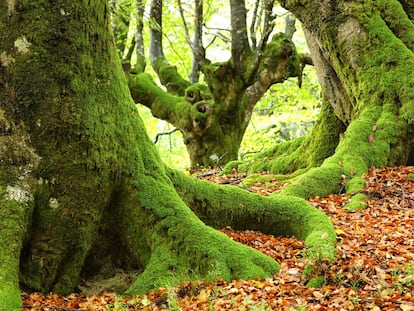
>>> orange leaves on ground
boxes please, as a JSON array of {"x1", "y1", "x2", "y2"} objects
[
  {"x1": 22, "y1": 166, "x2": 414, "y2": 310},
  {"x1": 22, "y1": 291, "x2": 116, "y2": 311}
]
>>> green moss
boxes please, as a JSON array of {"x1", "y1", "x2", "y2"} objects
[
  {"x1": 0, "y1": 189, "x2": 28, "y2": 311},
  {"x1": 258, "y1": 33, "x2": 300, "y2": 77},
  {"x1": 3, "y1": 0, "x2": 152, "y2": 294},
  {"x1": 281, "y1": 164, "x2": 342, "y2": 198},
  {"x1": 244, "y1": 137, "x2": 306, "y2": 173},
  {"x1": 256, "y1": 1, "x2": 414, "y2": 200},
  {"x1": 114, "y1": 170, "x2": 280, "y2": 295},
  {"x1": 240, "y1": 173, "x2": 274, "y2": 188},
  {"x1": 126, "y1": 225, "x2": 280, "y2": 294},
  {"x1": 169, "y1": 169, "x2": 336, "y2": 263},
  {"x1": 306, "y1": 276, "x2": 326, "y2": 288},
  {"x1": 345, "y1": 193, "x2": 367, "y2": 211},
  {"x1": 152, "y1": 58, "x2": 190, "y2": 96},
  {"x1": 377, "y1": 0, "x2": 414, "y2": 51},
  {"x1": 184, "y1": 83, "x2": 212, "y2": 102}
]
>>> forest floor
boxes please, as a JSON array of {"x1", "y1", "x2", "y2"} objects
[{"x1": 22, "y1": 166, "x2": 414, "y2": 310}]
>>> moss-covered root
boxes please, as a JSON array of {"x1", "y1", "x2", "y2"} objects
[
  {"x1": 281, "y1": 104, "x2": 408, "y2": 199},
  {"x1": 224, "y1": 100, "x2": 344, "y2": 176},
  {"x1": 115, "y1": 172, "x2": 279, "y2": 295},
  {"x1": 0, "y1": 194, "x2": 27, "y2": 311},
  {"x1": 125, "y1": 224, "x2": 279, "y2": 295},
  {"x1": 168, "y1": 169, "x2": 336, "y2": 263}
]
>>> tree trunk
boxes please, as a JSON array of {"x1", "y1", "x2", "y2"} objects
[
  {"x1": 243, "y1": 0, "x2": 414, "y2": 200},
  {"x1": 126, "y1": 0, "x2": 305, "y2": 168},
  {"x1": 0, "y1": 1, "x2": 335, "y2": 309},
  {"x1": 129, "y1": 33, "x2": 301, "y2": 167}
]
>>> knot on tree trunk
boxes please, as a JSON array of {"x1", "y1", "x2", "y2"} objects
[
  {"x1": 185, "y1": 83, "x2": 212, "y2": 104},
  {"x1": 196, "y1": 102, "x2": 210, "y2": 113},
  {"x1": 192, "y1": 102, "x2": 211, "y2": 131}
]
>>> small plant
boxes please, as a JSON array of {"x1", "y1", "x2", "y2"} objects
[
  {"x1": 300, "y1": 244, "x2": 335, "y2": 288},
  {"x1": 393, "y1": 263, "x2": 414, "y2": 292}
]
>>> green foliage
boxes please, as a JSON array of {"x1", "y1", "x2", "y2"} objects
[
  {"x1": 241, "y1": 67, "x2": 321, "y2": 158},
  {"x1": 393, "y1": 264, "x2": 414, "y2": 290}
]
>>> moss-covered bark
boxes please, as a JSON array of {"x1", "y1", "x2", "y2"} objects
[
  {"x1": 230, "y1": 100, "x2": 345, "y2": 175},
  {"x1": 235, "y1": 0, "x2": 414, "y2": 200},
  {"x1": 128, "y1": 72, "x2": 246, "y2": 166},
  {"x1": 128, "y1": 33, "x2": 301, "y2": 167},
  {"x1": 0, "y1": 1, "x2": 336, "y2": 309},
  {"x1": 0, "y1": 193, "x2": 28, "y2": 310}
]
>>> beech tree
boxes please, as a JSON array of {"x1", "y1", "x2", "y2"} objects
[
  {"x1": 126, "y1": 0, "x2": 309, "y2": 167},
  {"x1": 231, "y1": 0, "x2": 414, "y2": 205},
  {"x1": 0, "y1": 1, "x2": 334, "y2": 310}
]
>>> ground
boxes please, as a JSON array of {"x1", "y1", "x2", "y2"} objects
[{"x1": 21, "y1": 166, "x2": 414, "y2": 310}]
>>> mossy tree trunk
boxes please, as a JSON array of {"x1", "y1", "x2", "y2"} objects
[
  {"x1": 127, "y1": 0, "x2": 305, "y2": 167},
  {"x1": 0, "y1": 1, "x2": 335, "y2": 310},
  {"x1": 241, "y1": 0, "x2": 414, "y2": 200}
]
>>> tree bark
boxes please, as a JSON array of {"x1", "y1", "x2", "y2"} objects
[{"x1": 0, "y1": 1, "x2": 335, "y2": 309}]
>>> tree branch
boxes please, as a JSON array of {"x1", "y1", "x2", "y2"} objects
[
  {"x1": 245, "y1": 34, "x2": 300, "y2": 127},
  {"x1": 177, "y1": 0, "x2": 192, "y2": 45},
  {"x1": 128, "y1": 73, "x2": 193, "y2": 130},
  {"x1": 148, "y1": 0, "x2": 190, "y2": 95},
  {"x1": 246, "y1": 0, "x2": 277, "y2": 84},
  {"x1": 249, "y1": 0, "x2": 260, "y2": 49},
  {"x1": 188, "y1": 0, "x2": 206, "y2": 84},
  {"x1": 154, "y1": 128, "x2": 180, "y2": 144},
  {"x1": 284, "y1": 13, "x2": 296, "y2": 39},
  {"x1": 135, "y1": 0, "x2": 146, "y2": 73},
  {"x1": 230, "y1": 0, "x2": 250, "y2": 77},
  {"x1": 149, "y1": 0, "x2": 164, "y2": 65},
  {"x1": 257, "y1": 0, "x2": 276, "y2": 52}
]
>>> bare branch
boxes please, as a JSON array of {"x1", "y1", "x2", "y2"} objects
[
  {"x1": 203, "y1": 24, "x2": 231, "y2": 46},
  {"x1": 298, "y1": 53, "x2": 314, "y2": 87},
  {"x1": 154, "y1": 128, "x2": 180, "y2": 144},
  {"x1": 284, "y1": 13, "x2": 296, "y2": 39},
  {"x1": 149, "y1": 0, "x2": 164, "y2": 65},
  {"x1": 257, "y1": 0, "x2": 276, "y2": 52},
  {"x1": 135, "y1": 0, "x2": 146, "y2": 72},
  {"x1": 249, "y1": 0, "x2": 260, "y2": 49},
  {"x1": 230, "y1": 0, "x2": 250, "y2": 76},
  {"x1": 177, "y1": 0, "x2": 192, "y2": 46},
  {"x1": 188, "y1": 0, "x2": 206, "y2": 83}
]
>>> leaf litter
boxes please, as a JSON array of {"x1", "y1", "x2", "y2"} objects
[{"x1": 22, "y1": 166, "x2": 414, "y2": 310}]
